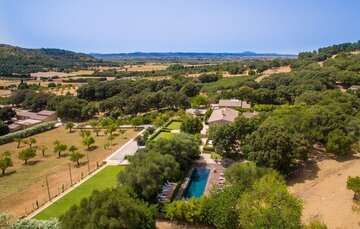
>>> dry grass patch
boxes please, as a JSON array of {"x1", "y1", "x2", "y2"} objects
[
  {"x1": 288, "y1": 146, "x2": 360, "y2": 228},
  {"x1": 255, "y1": 65, "x2": 291, "y2": 82}
]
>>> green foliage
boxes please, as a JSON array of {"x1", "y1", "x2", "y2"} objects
[
  {"x1": 224, "y1": 162, "x2": 278, "y2": 187},
  {"x1": 0, "y1": 151, "x2": 13, "y2": 174},
  {"x1": 39, "y1": 145, "x2": 47, "y2": 157},
  {"x1": 0, "y1": 44, "x2": 105, "y2": 75},
  {"x1": 0, "y1": 121, "x2": 55, "y2": 143},
  {"x1": 198, "y1": 73, "x2": 222, "y2": 83},
  {"x1": 12, "y1": 218, "x2": 61, "y2": 229},
  {"x1": 60, "y1": 188, "x2": 157, "y2": 229},
  {"x1": 0, "y1": 121, "x2": 9, "y2": 136},
  {"x1": 146, "y1": 133, "x2": 200, "y2": 170},
  {"x1": 131, "y1": 116, "x2": 143, "y2": 127},
  {"x1": 53, "y1": 141, "x2": 67, "y2": 157},
  {"x1": 81, "y1": 102, "x2": 99, "y2": 119},
  {"x1": 180, "y1": 116, "x2": 203, "y2": 134},
  {"x1": 65, "y1": 121, "x2": 74, "y2": 133},
  {"x1": 0, "y1": 211, "x2": 11, "y2": 228},
  {"x1": 82, "y1": 136, "x2": 95, "y2": 150},
  {"x1": 202, "y1": 145, "x2": 214, "y2": 152},
  {"x1": 325, "y1": 129, "x2": 352, "y2": 155},
  {"x1": 18, "y1": 147, "x2": 36, "y2": 164},
  {"x1": 118, "y1": 152, "x2": 180, "y2": 200},
  {"x1": 208, "y1": 124, "x2": 238, "y2": 154},
  {"x1": 56, "y1": 97, "x2": 90, "y2": 120},
  {"x1": 302, "y1": 220, "x2": 328, "y2": 229},
  {"x1": 22, "y1": 92, "x2": 53, "y2": 112},
  {"x1": 237, "y1": 174, "x2": 302, "y2": 229},
  {"x1": 205, "y1": 184, "x2": 247, "y2": 229},
  {"x1": 164, "y1": 198, "x2": 208, "y2": 224},
  {"x1": 248, "y1": 123, "x2": 309, "y2": 173},
  {"x1": 191, "y1": 95, "x2": 208, "y2": 107},
  {"x1": 70, "y1": 152, "x2": 85, "y2": 166},
  {"x1": 25, "y1": 137, "x2": 36, "y2": 147},
  {"x1": 347, "y1": 176, "x2": 360, "y2": 200},
  {"x1": 0, "y1": 107, "x2": 15, "y2": 121}
]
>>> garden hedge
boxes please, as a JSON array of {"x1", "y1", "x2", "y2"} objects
[{"x1": 0, "y1": 121, "x2": 57, "y2": 145}]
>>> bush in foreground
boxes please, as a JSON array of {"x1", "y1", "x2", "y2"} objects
[{"x1": 60, "y1": 188, "x2": 157, "y2": 229}]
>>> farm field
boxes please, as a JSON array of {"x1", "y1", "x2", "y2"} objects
[
  {"x1": 255, "y1": 65, "x2": 291, "y2": 82},
  {"x1": 165, "y1": 120, "x2": 182, "y2": 130},
  {"x1": 288, "y1": 149, "x2": 360, "y2": 228},
  {"x1": 201, "y1": 75, "x2": 254, "y2": 92},
  {"x1": 30, "y1": 70, "x2": 94, "y2": 78},
  {"x1": 34, "y1": 165, "x2": 124, "y2": 219},
  {"x1": 0, "y1": 126, "x2": 140, "y2": 219}
]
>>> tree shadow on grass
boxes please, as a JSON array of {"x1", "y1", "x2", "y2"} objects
[
  {"x1": 25, "y1": 160, "x2": 41, "y2": 166},
  {"x1": 87, "y1": 145, "x2": 98, "y2": 151},
  {"x1": 0, "y1": 170, "x2": 17, "y2": 178}
]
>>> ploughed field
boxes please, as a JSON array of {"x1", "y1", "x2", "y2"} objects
[{"x1": 0, "y1": 126, "x2": 139, "y2": 219}]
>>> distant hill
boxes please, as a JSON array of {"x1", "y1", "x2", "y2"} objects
[
  {"x1": 0, "y1": 44, "x2": 107, "y2": 76},
  {"x1": 90, "y1": 52, "x2": 297, "y2": 63}
]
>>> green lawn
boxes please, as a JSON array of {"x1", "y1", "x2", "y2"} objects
[
  {"x1": 34, "y1": 166, "x2": 124, "y2": 219},
  {"x1": 152, "y1": 131, "x2": 175, "y2": 141},
  {"x1": 165, "y1": 120, "x2": 182, "y2": 130}
]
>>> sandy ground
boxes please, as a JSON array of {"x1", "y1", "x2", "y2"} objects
[
  {"x1": 288, "y1": 145, "x2": 360, "y2": 229},
  {"x1": 156, "y1": 220, "x2": 211, "y2": 229},
  {"x1": 0, "y1": 126, "x2": 140, "y2": 219},
  {"x1": 255, "y1": 65, "x2": 291, "y2": 82}
]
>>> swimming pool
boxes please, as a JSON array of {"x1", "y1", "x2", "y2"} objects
[{"x1": 182, "y1": 168, "x2": 210, "y2": 198}]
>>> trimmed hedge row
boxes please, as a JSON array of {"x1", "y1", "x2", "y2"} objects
[
  {"x1": 203, "y1": 145, "x2": 215, "y2": 152},
  {"x1": 0, "y1": 121, "x2": 57, "y2": 145}
]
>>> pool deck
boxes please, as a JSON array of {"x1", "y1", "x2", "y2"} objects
[{"x1": 175, "y1": 163, "x2": 224, "y2": 199}]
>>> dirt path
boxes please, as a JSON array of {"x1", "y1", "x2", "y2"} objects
[
  {"x1": 288, "y1": 152, "x2": 360, "y2": 228},
  {"x1": 255, "y1": 65, "x2": 291, "y2": 82}
]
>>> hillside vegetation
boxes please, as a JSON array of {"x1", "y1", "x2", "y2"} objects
[{"x1": 0, "y1": 44, "x2": 108, "y2": 76}]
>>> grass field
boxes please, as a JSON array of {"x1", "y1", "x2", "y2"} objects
[
  {"x1": 34, "y1": 166, "x2": 124, "y2": 219},
  {"x1": 165, "y1": 120, "x2": 182, "y2": 130},
  {"x1": 153, "y1": 131, "x2": 175, "y2": 141},
  {"x1": 201, "y1": 76, "x2": 255, "y2": 92}
]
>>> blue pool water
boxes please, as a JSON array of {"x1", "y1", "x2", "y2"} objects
[{"x1": 182, "y1": 168, "x2": 210, "y2": 198}]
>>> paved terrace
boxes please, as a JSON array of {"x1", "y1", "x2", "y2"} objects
[{"x1": 106, "y1": 126, "x2": 149, "y2": 165}]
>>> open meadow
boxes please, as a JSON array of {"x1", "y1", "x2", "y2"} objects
[{"x1": 0, "y1": 126, "x2": 139, "y2": 219}]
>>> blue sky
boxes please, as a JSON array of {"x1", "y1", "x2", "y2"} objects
[{"x1": 0, "y1": 0, "x2": 359, "y2": 54}]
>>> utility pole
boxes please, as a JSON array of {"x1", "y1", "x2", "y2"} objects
[
  {"x1": 87, "y1": 152, "x2": 90, "y2": 174},
  {"x1": 68, "y1": 164, "x2": 73, "y2": 187},
  {"x1": 45, "y1": 176, "x2": 51, "y2": 201}
]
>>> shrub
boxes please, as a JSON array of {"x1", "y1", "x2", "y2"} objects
[
  {"x1": 0, "y1": 121, "x2": 56, "y2": 145},
  {"x1": 203, "y1": 146, "x2": 215, "y2": 152}
]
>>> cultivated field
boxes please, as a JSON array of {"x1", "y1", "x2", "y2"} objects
[
  {"x1": 30, "y1": 70, "x2": 94, "y2": 78},
  {"x1": 255, "y1": 65, "x2": 291, "y2": 82},
  {"x1": 96, "y1": 63, "x2": 169, "y2": 72},
  {"x1": 0, "y1": 126, "x2": 140, "y2": 219},
  {"x1": 288, "y1": 145, "x2": 360, "y2": 228},
  {"x1": 35, "y1": 165, "x2": 124, "y2": 219}
]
